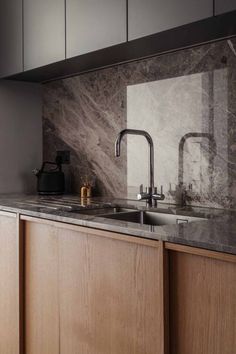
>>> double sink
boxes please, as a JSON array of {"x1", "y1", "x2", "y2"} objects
[
  {"x1": 16, "y1": 199, "x2": 206, "y2": 227},
  {"x1": 69, "y1": 206, "x2": 206, "y2": 226}
]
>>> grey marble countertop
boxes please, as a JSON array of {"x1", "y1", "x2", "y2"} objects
[{"x1": 0, "y1": 194, "x2": 235, "y2": 256}]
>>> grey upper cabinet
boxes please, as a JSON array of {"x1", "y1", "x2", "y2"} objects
[
  {"x1": 24, "y1": 0, "x2": 65, "y2": 71},
  {"x1": 0, "y1": 0, "x2": 23, "y2": 78},
  {"x1": 66, "y1": 0, "x2": 126, "y2": 58},
  {"x1": 215, "y1": 0, "x2": 236, "y2": 15},
  {"x1": 128, "y1": 0, "x2": 213, "y2": 41}
]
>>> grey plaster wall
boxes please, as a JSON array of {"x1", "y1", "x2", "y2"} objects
[{"x1": 0, "y1": 80, "x2": 42, "y2": 193}]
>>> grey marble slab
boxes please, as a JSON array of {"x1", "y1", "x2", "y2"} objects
[
  {"x1": 0, "y1": 194, "x2": 235, "y2": 256},
  {"x1": 43, "y1": 38, "x2": 236, "y2": 210}
]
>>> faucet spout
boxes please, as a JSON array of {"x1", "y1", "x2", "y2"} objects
[{"x1": 115, "y1": 129, "x2": 154, "y2": 192}]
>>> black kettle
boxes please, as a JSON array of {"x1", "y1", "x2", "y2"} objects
[{"x1": 33, "y1": 159, "x2": 65, "y2": 195}]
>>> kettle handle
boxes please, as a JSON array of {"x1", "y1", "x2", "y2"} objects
[{"x1": 41, "y1": 161, "x2": 61, "y2": 172}]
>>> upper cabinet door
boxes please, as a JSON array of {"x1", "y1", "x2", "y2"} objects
[
  {"x1": 24, "y1": 0, "x2": 65, "y2": 71},
  {"x1": 215, "y1": 0, "x2": 236, "y2": 15},
  {"x1": 128, "y1": 0, "x2": 213, "y2": 41},
  {"x1": 66, "y1": 0, "x2": 126, "y2": 58},
  {"x1": 0, "y1": 0, "x2": 23, "y2": 78}
]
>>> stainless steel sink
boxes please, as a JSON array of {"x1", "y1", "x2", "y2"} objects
[
  {"x1": 15, "y1": 198, "x2": 206, "y2": 226},
  {"x1": 65, "y1": 205, "x2": 206, "y2": 226},
  {"x1": 101, "y1": 210, "x2": 206, "y2": 226}
]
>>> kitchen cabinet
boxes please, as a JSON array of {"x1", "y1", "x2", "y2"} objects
[
  {"x1": 66, "y1": 0, "x2": 126, "y2": 58},
  {"x1": 215, "y1": 0, "x2": 236, "y2": 15},
  {"x1": 0, "y1": 212, "x2": 21, "y2": 354},
  {"x1": 0, "y1": 0, "x2": 23, "y2": 78},
  {"x1": 23, "y1": 0, "x2": 65, "y2": 71},
  {"x1": 24, "y1": 220, "x2": 59, "y2": 354},
  {"x1": 24, "y1": 217, "x2": 164, "y2": 354},
  {"x1": 8, "y1": 213, "x2": 236, "y2": 353},
  {"x1": 128, "y1": 0, "x2": 213, "y2": 40},
  {"x1": 167, "y1": 244, "x2": 236, "y2": 354},
  {"x1": 1, "y1": 0, "x2": 235, "y2": 81}
]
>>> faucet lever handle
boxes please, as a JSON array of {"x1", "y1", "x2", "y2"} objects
[
  {"x1": 152, "y1": 185, "x2": 165, "y2": 201},
  {"x1": 139, "y1": 184, "x2": 143, "y2": 193}
]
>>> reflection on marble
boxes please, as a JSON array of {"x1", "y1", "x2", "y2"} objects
[
  {"x1": 126, "y1": 69, "x2": 230, "y2": 208},
  {"x1": 43, "y1": 38, "x2": 236, "y2": 209}
]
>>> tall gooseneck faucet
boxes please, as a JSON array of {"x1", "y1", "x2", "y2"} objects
[
  {"x1": 115, "y1": 129, "x2": 154, "y2": 192},
  {"x1": 115, "y1": 129, "x2": 165, "y2": 205}
]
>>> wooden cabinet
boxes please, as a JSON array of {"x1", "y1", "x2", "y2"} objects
[
  {"x1": 66, "y1": 0, "x2": 126, "y2": 58},
  {"x1": 128, "y1": 0, "x2": 213, "y2": 40},
  {"x1": 23, "y1": 0, "x2": 65, "y2": 70},
  {"x1": 24, "y1": 217, "x2": 164, "y2": 354},
  {"x1": 167, "y1": 244, "x2": 236, "y2": 354},
  {"x1": 0, "y1": 211, "x2": 21, "y2": 354},
  {"x1": 0, "y1": 0, "x2": 23, "y2": 78},
  {"x1": 18, "y1": 215, "x2": 236, "y2": 354},
  {"x1": 215, "y1": 0, "x2": 236, "y2": 15},
  {"x1": 24, "y1": 221, "x2": 59, "y2": 354}
]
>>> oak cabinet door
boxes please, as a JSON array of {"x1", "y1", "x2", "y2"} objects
[
  {"x1": 24, "y1": 218, "x2": 163, "y2": 354},
  {"x1": 169, "y1": 250, "x2": 236, "y2": 354},
  {"x1": 24, "y1": 0, "x2": 65, "y2": 70},
  {"x1": 215, "y1": 0, "x2": 236, "y2": 15},
  {"x1": 128, "y1": 0, "x2": 213, "y2": 40},
  {"x1": 66, "y1": 0, "x2": 126, "y2": 58},
  {"x1": 0, "y1": 0, "x2": 23, "y2": 78},
  {"x1": 58, "y1": 227, "x2": 163, "y2": 354},
  {"x1": 0, "y1": 212, "x2": 19, "y2": 354},
  {"x1": 24, "y1": 221, "x2": 59, "y2": 354}
]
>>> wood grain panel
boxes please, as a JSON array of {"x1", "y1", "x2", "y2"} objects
[
  {"x1": 17, "y1": 215, "x2": 25, "y2": 354},
  {"x1": 58, "y1": 227, "x2": 163, "y2": 354},
  {"x1": 20, "y1": 215, "x2": 159, "y2": 247},
  {"x1": 165, "y1": 242, "x2": 236, "y2": 263},
  {"x1": 169, "y1": 250, "x2": 236, "y2": 354},
  {"x1": 0, "y1": 212, "x2": 19, "y2": 354},
  {"x1": 24, "y1": 221, "x2": 59, "y2": 354},
  {"x1": 160, "y1": 242, "x2": 169, "y2": 354}
]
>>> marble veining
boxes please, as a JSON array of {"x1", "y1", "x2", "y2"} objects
[
  {"x1": 43, "y1": 38, "x2": 236, "y2": 209},
  {"x1": 0, "y1": 194, "x2": 236, "y2": 256}
]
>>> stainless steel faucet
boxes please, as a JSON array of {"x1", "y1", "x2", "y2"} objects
[{"x1": 115, "y1": 129, "x2": 165, "y2": 205}]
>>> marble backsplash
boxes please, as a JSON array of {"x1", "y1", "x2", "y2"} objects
[{"x1": 43, "y1": 38, "x2": 236, "y2": 209}]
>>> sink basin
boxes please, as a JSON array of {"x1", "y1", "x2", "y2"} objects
[
  {"x1": 101, "y1": 210, "x2": 206, "y2": 226},
  {"x1": 15, "y1": 199, "x2": 206, "y2": 226}
]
